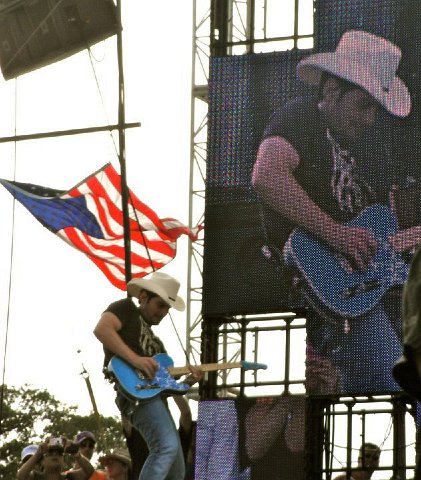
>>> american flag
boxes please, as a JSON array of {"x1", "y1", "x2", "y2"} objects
[{"x1": 0, "y1": 163, "x2": 201, "y2": 290}]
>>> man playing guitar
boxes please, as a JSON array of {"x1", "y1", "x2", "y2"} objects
[
  {"x1": 94, "y1": 271, "x2": 202, "y2": 480},
  {"x1": 252, "y1": 30, "x2": 418, "y2": 394}
]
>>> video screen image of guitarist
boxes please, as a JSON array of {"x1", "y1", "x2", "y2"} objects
[
  {"x1": 204, "y1": 24, "x2": 421, "y2": 396},
  {"x1": 251, "y1": 35, "x2": 415, "y2": 395}
]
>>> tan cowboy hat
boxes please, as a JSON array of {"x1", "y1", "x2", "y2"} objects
[
  {"x1": 127, "y1": 271, "x2": 185, "y2": 311},
  {"x1": 297, "y1": 30, "x2": 411, "y2": 118},
  {"x1": 99, "y1": 447, "x2": 132, "y2": 469}
]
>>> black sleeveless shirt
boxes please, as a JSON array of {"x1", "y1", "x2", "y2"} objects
[{"x1": 260, "y1": 96, "x2": 396, "y2": 245}]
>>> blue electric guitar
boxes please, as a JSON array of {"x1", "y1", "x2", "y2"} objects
[
  {"x1": 284, "y1": 204, "x2": 410, "y2": 318},
  {"x1": 108, "y1": 353, "x2": 267, "y2": 401}
]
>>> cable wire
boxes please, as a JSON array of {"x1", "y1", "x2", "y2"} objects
[{"x1": 0, "y1": 79, "x2": 19, "y2": 434}]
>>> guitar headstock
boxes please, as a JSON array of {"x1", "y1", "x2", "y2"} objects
[{"x1": 240, "y1": 361, "x2": 267, "y2": 371}]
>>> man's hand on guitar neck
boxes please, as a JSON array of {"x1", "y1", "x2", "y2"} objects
[
  {"x1": 388, "y1": 225, "x2": 421, "y2": 253},
  {"x1": 183, "y1": 365, "x2": 204, "y2": 386},
  {"x1": 323, "y1": 223, "x2": 378, "y2": 271}
]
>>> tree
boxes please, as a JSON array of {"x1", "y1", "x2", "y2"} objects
[{"x1": 0, "y1": 384, "x2": 125, "y2": 479}]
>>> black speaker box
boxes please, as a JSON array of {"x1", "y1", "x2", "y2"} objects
[{"x1": 0, "y1": 0, "x2": 119, "y2": 79}]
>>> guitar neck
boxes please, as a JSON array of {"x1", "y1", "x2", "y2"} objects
[{"x1": 168, "y1": 361, "x2": 243, "y2": 377}]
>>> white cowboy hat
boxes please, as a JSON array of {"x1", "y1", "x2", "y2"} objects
[
  {"x1": 127, "y1": 271, "x2": 185, "y2": 311},
  {"x1": 99, "y1": 447, "x2": 132, "y2": 469},
  {"x1": 297, "y1": 30, "x2": 411, "y2": 118}
]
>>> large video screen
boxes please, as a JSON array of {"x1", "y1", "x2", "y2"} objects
[
  {"x1": 195, "y1": 397, "x2": 306, "y2": 480},
  {"x1": 203, "y1": 0, "x2": 421, "y2": 395}
]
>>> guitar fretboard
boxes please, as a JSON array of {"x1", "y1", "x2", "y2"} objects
[{"x1": 169, "y1": 361, "x2": 244, "y2": 377}]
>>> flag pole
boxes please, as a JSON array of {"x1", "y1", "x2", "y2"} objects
[{"x1": 116, "y1": 0, "x2": 132, "y2": 285}]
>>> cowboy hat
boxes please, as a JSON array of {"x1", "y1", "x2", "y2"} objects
[
  {"x1": 297, "y1": 30, "x2": 411, "y2": 118},
  {"x1": 127, "y1": 271, "x2": 185, "y2": 311},
  {"x1": 99, "y1": 447, "x2": 132, "y2": 468}
]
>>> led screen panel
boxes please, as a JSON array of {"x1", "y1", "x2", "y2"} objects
[
  {"x1": 203, "y1": 1, "x2": 421, "y2": 395},
  {"x1": 195, "y1": 397, "x2": 306, "y2": 480}
]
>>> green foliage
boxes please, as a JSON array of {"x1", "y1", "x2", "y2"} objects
[{"x1": 0, "y1": 384, "x2": 125, "y2": 479}]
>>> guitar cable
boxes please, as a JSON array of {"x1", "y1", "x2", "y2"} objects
[{"x1": 168, "y1": 311, "x2": 197, "y2": 367}]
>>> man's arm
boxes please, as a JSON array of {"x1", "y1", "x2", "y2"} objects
[
  {"x1": 253, "y1": 136, "x2": 337, "y2": 237},
  {"x1": 172, "y1": 395, "x2": 193, "y2": 434},
  {"x1": 93, "y1": 311, "x2": 158, "y2": 379},
  {"x1": 16, "y1": 445, "x2": 44, "y2": 480},
  {"x1": 67, "y1": 453, "x2": 95, "y2": 480},
  {"x1": 388, "y1": 225, "x2": 421, "y2": 252},
  {"x1": 244, "y1": 399, "x2": 288, "y2": 461},
  {"x1": 252, "y1": 136, "x2": 377, "y2": 270}
]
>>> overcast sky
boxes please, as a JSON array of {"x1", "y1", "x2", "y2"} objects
[{"x1": 0, "y1": 2, "x2": 195, "y2": 420}]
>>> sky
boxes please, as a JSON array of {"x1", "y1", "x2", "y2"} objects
[{"x1": 0, "y1": 2, "x2": 196, "y2": 420}]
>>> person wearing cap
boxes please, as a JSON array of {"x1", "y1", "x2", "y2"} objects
[
  {"x1": 65, "y1": 431, "x2": 96, "y2": 475},
  {"x1": 94, "y1": 271, "x2": 203, "y2": 480},
  {"x1": 252, "y1": 29, "x2": 415, "y2": 394},
  {"x1": 20, "y1": 445, "x2": 40, "y2": 465},
  {"x1": 74, "y1": 431, "x2": 96, "y2": 456},
  {"x1": 19, "y1": 444, "x2": 43, "y2": 475},
  {"x1": 88, "y1": 447, "x2": 132, "y2": 480},
  {"x1": 16, "y1": 436, "x2": 94, "y2": 479}
]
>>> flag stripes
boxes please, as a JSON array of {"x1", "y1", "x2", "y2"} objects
[{"x1": 0, "y1": 163, "x2": 201, "y2": 290}]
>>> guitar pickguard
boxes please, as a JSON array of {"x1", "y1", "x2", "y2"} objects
[
  {"x1": 108, "y1": 354, "x2": 190, "y2": 401},
  {"x1": 286, "y1": 204, "x2": 409, "y2": 318}
]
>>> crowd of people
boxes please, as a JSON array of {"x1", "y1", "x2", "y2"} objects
[
  {"x1": 16, "y1": 431, "x2": 132, "y2": 480},
  {"x1": 15, "y1": 428, "x2": 197, "y2": 480},
  {"x1": 15, "y1": 420, "x2": 197, "y2": 480}
]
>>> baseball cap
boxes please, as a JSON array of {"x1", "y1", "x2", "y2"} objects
[
  {"x1": 75, "y1": 431, "x2": 96, "y2": 445},
  {"x1": 21, "y1": 445, "x2": 38, "y2": 463}
]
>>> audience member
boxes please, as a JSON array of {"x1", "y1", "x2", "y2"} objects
[
  {"x1": 20, "y1": 445, "x2": 42, "y2": 473},
  {"x1": 74, "y1": 431, "x2": 96, "y2": 461},
  {"x1": 16, "y1": 436, "x2": 93, "y2": 480},
  {"x1": 64, "y1": 431, "x2": 97, "y2": 477},
  {"x1": 333, "y1": 443, "x2": 381, "y2": 480},
  {"x1": 88, "y1": 448, "x2": 132, "y2": 480}
]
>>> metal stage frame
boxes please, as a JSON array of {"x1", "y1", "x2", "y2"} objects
[{"x1": 188, "y1": 1, "x2": 419, "y2": 478}]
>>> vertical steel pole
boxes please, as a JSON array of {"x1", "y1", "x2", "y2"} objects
[{"x1": 116, "y1": 0, "x2": 132, "y2": 285}]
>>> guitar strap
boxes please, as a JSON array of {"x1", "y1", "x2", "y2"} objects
[
  {"x1": 138, "y1": 314, "x2": 166, "y2": 357},
  {"x1": 327, "y1": 129, "x2": 374, "y2": 214}
]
